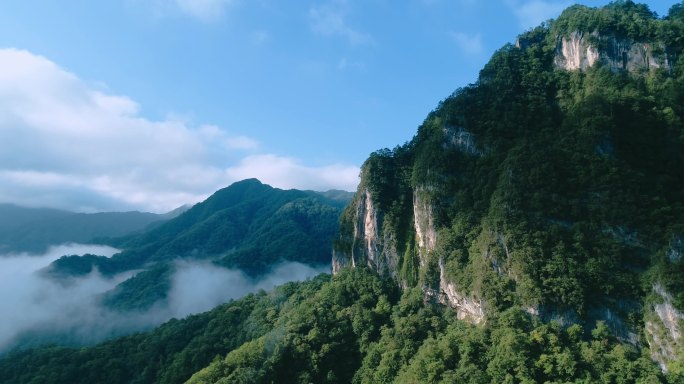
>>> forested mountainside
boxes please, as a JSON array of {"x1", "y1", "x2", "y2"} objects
[
  {"x1": 47, "y1": 178, "x2": 351, "y2": 312},
  {"x1": 0, "y1": 204, "x2": 168, "y2": 254},
  {"x1": 332, "y1": 0, "x2": 684, "y2": 374},
  {"x1": 0, "y1": 269, "x2": 667, "y2": 384},
  {"x1": 2, "y1": 2, "x2": 684, "y2": 383}
]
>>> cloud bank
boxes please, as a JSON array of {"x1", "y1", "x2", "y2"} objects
[
  {"x1": 0, "y1": 244, "x2": 327, "y2": 353},
  {"x1": 168, "y1": 261, "x2": 328, "y2": 318},
  {"x1": 0, "y1": 49, "x2": 359, "y2": 212}
]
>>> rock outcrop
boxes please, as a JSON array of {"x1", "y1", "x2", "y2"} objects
[
  {"x1": 413, "y1": 187, "x2": 437, "y2": 266},
  {"x1": 646, "y1": 284, "x2": 684, "y2": 372},
  {"x1": 438, "y1": 258, "x2": 485, "y2": 324},
  {"x1": 332, "y1": 189, "x2": 400, "y2": 278},
  {"x1": 554, "y1": 30, "x2": 669, "y2": 72}
]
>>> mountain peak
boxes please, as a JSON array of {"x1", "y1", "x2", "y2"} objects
[
  {"x1": 513, "y1": 1, "x2": 681, "y2": 73},
  {"x1": 333, "y1": 0, "x2": 684, "y2": 372}
]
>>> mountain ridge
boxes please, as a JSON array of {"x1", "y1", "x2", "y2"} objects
[
  {"x1": 47, "y1": 178, "x2": 350, "y2": 312},
  {"x1": 0, "y1": 203, "x2": 170, "y2": 254}
]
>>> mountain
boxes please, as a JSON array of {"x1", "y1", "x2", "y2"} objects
[
  {"x1": 0, "y1": 204, "x2": 167, "y2": 254},
  {"x1": 47, "y1": 178, "x2": 350, "y2": 311},
  {"x1": 2, "y1": 2, "x2": 684, "y2": 383},
  {"x1": 332, "y1": 0, "x2": 684, "y2": 373}
]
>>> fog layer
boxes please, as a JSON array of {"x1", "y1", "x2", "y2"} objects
[{"x1": 0, "y1": 244, "x2": 328, "y2": 353}]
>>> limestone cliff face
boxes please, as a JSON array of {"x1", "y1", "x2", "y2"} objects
[
  {"x1": 553, "y1": 30, "x2": 669, "y2": 72},
  {"x1": 332, "y1": 189, "x2": 399, "y2": 278},
  {"x1": 413, "y1": 187, "x2": 437, "y2": 266},
  {"x1": 333, "y1": 122, "x2": 487, "y2": 323},
  {"x1": 437, "y1": 257, "x2": 485, "y2": 324},
  {"x1": 646, "y1": 284, "x2": 684, "y2": 372}
]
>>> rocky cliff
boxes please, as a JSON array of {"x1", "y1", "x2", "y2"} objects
[{"x1": 553, "y1": 30, "x2": 670, "y2": 72}]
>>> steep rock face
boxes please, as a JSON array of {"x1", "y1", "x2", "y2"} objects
[
  {"x1": 554, "y1": 31, "x2": 600, "y2": 70},
  {"x1": 646, "y1": 284, "x2": 684, "y2": 372},
  {"x1": 442, "y1": 126, "x2": 481, "y2": 155},
  {"x1": 554, "y1": 30, "x2": 669, "y2": 72},
  {"x1": 332, "y1": 189, "x2": 400, "y2": 278},
  {"x1": 667, "y1": 234, "x2": 684, "y2": 263},
  {"x1": 413, "y1": 187, "x2": 437, "y2": 265},
  {"x1": 438, "y1": 258, "x2": 485, "y2": 324}
]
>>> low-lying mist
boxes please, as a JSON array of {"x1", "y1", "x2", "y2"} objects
[{"x1": 0, "y1": 244, "x2": 329, "y2": 353}]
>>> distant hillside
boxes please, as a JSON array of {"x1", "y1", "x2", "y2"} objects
[
  {"x1": 0, "y1": 204, "x2": 167, "y2": 254},
  {"x1": 47, "y1": 179, "x2": 351, "y2": 311}
]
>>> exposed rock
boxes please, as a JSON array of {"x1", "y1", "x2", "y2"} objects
[
  {"x1": 555, "y1": 31, "x2": 600, "y2": 70},
  {"x1": 524, "y1": 301, "x2": 639, "y2": 345},
  {"x1": 379, "y1": 224, "x2": 400, "y2": 280},
  {"x1": 443, "y1": 126, "x2": 481, "y2": 155},
  {"x1": 603, "y1": 225, "x2": 640, "y2": 247},
  {"x1": 331, "y1": 249, "x2": 349, "y2": 275},
  {"x1": 554, "y1": 30, "x2": 669, "y2": 72},
  {"x1": 667, "y1": 235, "x2": 684, "y2": 263},
  {"x1": 438, "y1": 257, "x2": 485, "y2": 324},
  {"x1": 645, "y1": 284, "x2": 684, "y2": 372},
  {"x1": 413, "y1": 187, "x2": 437, "y2": 266},
  {"x1": 332, "y1": 188, "x2": 399, "y2": 278},
  {"x1": 588, "y1": 306, "x2": 639, "y2": 345},
  {"x1": 359, "y1": 189, "x2": 381, "y2": 266}
]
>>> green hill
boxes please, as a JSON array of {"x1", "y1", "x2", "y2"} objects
[
  {"x1": 47, "y1": 178, "x2": 350, "y2": 311},
  {"x1": 0, "y1": 204, "x2": 166, "y2": 254}
]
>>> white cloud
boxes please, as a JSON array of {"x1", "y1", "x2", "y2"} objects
[
  {"x1": 0, "y1": 244, "x2": 123, "y2": 351},
  {"x1": 450, "y1": 32, "x2": 483, "y2": 56},
  {"x1": 507, "y1": 0, "x2": 571, "y2": 29},
  {"x1": 226, "y1": 154, "x2": 360, "y2": 192},
  {"x1": 168, "y1": 261, "x2": 328, "y2": 318},
  {"x1": 309, "y1": 2, "x2": 373, "y2": 45},
  {"x1": 0, "y1": 49, "x2": 359, "y2": 213}
]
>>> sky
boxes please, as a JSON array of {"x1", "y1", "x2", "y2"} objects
[{"x1": 0, "y1": 0, "x2": 676, "y2": 213}]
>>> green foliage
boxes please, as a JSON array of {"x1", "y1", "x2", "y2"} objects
[
  {"x1": 336, "y1": 0, "x2": 684, "y2": 318},
  {"x1": 187, "y1": 268, "x2": 398, "y2": 384},
  {"x1": 0, "y1": 269, "x2": 672, "y2": 383},
  {"x1": 100, "y1": 264, "x2": 174, "y2": 311},
  {"x1": 0, "y1": 275, "x2": 330, "y2": 384},
  {"x1": 48, "y1": 179, "x2": 349, "y2": 311},
  {"x1": 552, "y1": 2, "x2": 658, "y2": 41}
]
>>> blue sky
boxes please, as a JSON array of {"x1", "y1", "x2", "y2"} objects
[{"x1": 0, "y1": 0, "x2": 676, "y2": 212}]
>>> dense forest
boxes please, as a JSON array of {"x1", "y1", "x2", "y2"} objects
[
  {"x1": 0, "y1": 269, "x2": 669, "y2": 383},
  {"x1": 334, "y1": 0, "x2": 684, "y2": 360},
  {"x1": 2, "y1": 1, "x2": 684, "y2": 383},
  {"x1": 45, "y1": 179, "x2": 351, "y2": 312}
]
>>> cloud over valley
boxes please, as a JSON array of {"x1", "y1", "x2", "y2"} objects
[{"x1": 0, "y1": 244, "x2": 328, "y2": 353}]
